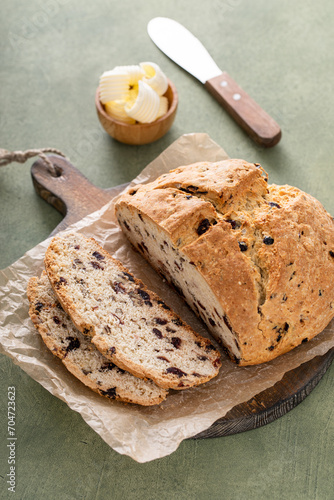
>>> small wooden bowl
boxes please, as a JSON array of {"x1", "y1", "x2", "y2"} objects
[{"x1": 95, "y1": 79, "x2": 178, "y2": 145}]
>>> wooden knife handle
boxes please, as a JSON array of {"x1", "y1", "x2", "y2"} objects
[{"x1": 205, "y1": 72, "x2": 281, "y2": 147}]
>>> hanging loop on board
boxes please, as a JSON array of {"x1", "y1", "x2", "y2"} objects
[{"x1": 0, "y1": 148, "x2": 67, "y2": 175}]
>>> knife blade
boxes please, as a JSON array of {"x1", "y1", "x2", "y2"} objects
[{"x1": 147, "y1": 17, "x2": 281, "y2": 147}]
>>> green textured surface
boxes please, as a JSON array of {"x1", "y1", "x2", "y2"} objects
[{"x1": 0, "y1": 0, "x2": 333, "y2": 498}]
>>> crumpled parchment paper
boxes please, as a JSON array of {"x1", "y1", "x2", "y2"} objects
[{"x1": 1, "y1": 133, "x2": 333, "y2": 462}]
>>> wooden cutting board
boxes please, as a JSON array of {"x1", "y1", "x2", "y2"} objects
[{"x1": 31, "y1": 154, "x2": 334, "y2": 439}]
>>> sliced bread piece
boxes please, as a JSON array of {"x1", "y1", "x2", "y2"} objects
[
  {"x1": 27, "y1": 272, "x2": 168, "y2": 406},
  {"x1": 44, "y1": 231, "x2": 221, "y2": 390}
]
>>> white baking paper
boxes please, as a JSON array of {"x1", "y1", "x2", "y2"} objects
[{"x1": 1, "y1": 133, "x2": 333, "y2": 462}]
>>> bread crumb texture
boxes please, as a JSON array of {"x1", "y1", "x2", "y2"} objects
[
  {"x1": 27, "y1": 272, "x2": 169, "y2": 406},
  {"x1": 44, "y1": 232, "x2": 221, "y2": 390},
  {"x1": 115, "y1": 159, "x2": 334, "y2": 365}
]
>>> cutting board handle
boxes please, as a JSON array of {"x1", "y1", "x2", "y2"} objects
[
  {"x1": 31, "y1": 154, "x2": 125, "y2": 235},
  {"x1": 205, "y1": 72, "x2": 281, "y2": 147}
]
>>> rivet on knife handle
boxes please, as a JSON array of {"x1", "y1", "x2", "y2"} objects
[{"x1": 205, "y1": 72, "x2": 281, "y2": 147}]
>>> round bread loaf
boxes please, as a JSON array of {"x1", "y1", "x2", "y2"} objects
[{"x1": 115, "y1": 159, "x2": 334, "y2": 365}]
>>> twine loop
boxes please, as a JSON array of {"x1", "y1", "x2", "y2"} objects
[{"x1": 0, "y1": 148, "x2": 67, "y2": 174}]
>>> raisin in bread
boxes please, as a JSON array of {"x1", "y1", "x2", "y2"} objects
[
  {"x1": 44, "y1": 232, "x2": 221, "y2": 389},
  {"x1": 115, "y1": 158, "x2": 334, "y2": 366},
  {"x1": 27, "y1": 272, "x2": 168, "y2": 406}
]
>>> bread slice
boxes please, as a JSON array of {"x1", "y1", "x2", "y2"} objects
[
  {"x1": 27, "y1": 272, "x2": 168, "y2": 406},
  {"x1": 115, "y1": 159, "x2": 334, "y2": 365},
  {"x1": 44, "y1": 232, "x2": 221, "y2": 390}
]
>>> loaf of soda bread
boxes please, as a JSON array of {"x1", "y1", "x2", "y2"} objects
[
  {"x1": 44, "y1": 232, "x2": 221, "y2": 389},
  {"x1": 27, "y1": 272, "x2": 168, "y2": 406},
  {"x1": 115, "y1": 159, "x2": 334, "y2": 365}
]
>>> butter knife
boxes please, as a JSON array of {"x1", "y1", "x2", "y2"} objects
[{"x1": 147, "y1": 17, "x2": 281, "y2": 147}]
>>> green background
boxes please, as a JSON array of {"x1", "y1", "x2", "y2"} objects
[{"x1": 0, "y1": 0, "x2": 333, "y2": 498}]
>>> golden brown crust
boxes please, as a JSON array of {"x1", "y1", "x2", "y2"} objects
[
  {"x1": 183, "y1": 223, "x2": 261, "y2": 350},
  {"x1": 115, "y1": 159, "x2": 334, "y2": 365}
]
